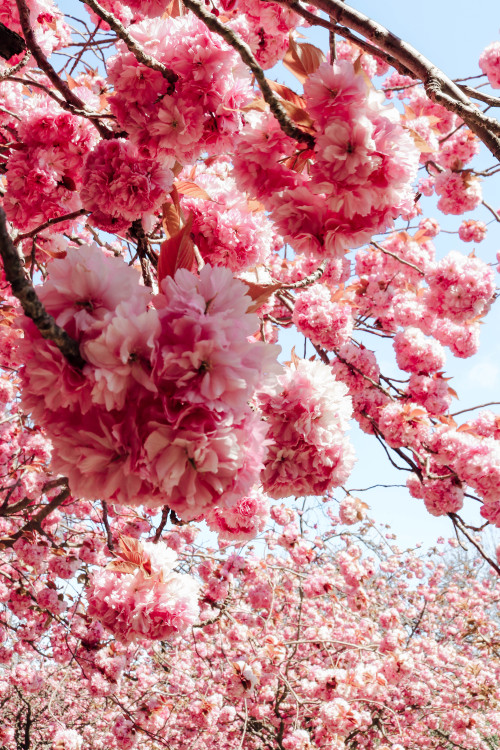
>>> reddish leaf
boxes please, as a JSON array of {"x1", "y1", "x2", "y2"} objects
[
  {"x1": 240, "y1": 280, "x2": 281, "y2": 313},
  {"x1": 175, "y1": 181, "x2": 211, "y2": 200},
  {"x1": 106, "y1": 560, "x2": 140, "y2": 575},
  {"x1": 117, "y1": 536, "x2": 145, "y2": 567},
  {"x1": 413, "y1": 228, "x2": 431, "y2": 243},
  {"x1": 280, "y1": 100, "x2": 316, "y2": 133},
  {"x1": 283, "y1": 38, "x2": 326, "y2": 83},
  {"x1": 266, "y1": 79, "x2": 306, "y2": 109},
  {"x1": 247, "y1": 199, "x2": 266, "y2": 212},
  {"x1": 158, "y1": 213, "x2": 195, "y2": 283},
  {"x1": 65, "y1": 72, "x2": 78, "y2": 90},
  {"x1": 162, "y1": 200, "x2": 180, "y2": 238},
  {"x1": 60, "y1": 173, "x2": 77, "y2": 191},
  {"x1": 242, "y1": 98, "x2": 267, "y2": 112}
]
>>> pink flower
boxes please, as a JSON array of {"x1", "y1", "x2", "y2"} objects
[
  {"x1": 458, "y1": 220, "x2": 487, "y2": 243},
  {"x1": 479, "y1": 42, "x2": 500, "y2": 88},
  {"x1": 425, "y1": 250, "x2": 495, "y2": 323},
  {"x1": 393, "y1": 327, "x2": 446, "y2": 374},
  {"x1": 259, "y1": 359, "x2": 355, "y2": 498},
  {"x1": 81, "y1": 139, "x2": 173, "y2": 231},
  {"x1": 87, "y1": 539, "x2": 199, "y2": 643},
  {"x1": 434, "y1": 170, "x2": 482, "y2": 215},
  {"x1": 205, "y1": 488, "x2": 270, "y2": 543},
  {"x1": 292, "y1": 284, "x2": 354, "y2": 350}
]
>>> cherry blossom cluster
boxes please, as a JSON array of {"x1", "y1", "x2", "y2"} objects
[
  {"x1": 80, "y1": 138, "x2": 174, "y2": 233},
  {"x1": 87, "y1": 538, "x2": 199, "y2": 642},
  {"x1": 107, "y1": 15, "x2": 252, "y2": 166},
  {"x1": 20, "y1": 244, "x2": 279, "y2": 520},
  {"x1": 258, "y1": 359, "x2": 356, "y2": 498},
  {"x1": 4, "y1": 99, "x2": 98, "y2": 232},
  {"x1": 177, "y1": 163, "x2": 282, "y2": 272},
  {"x1": 234, "y1": 60, "x2": 419, "y2": 260}
]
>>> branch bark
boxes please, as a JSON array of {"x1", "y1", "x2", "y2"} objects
[
  {"x1": 0, "y1": 208, "x2": 85, "y2": 369},
  {"x1": 272, "y1": 0, "x2": 500, "y2": 161},
  {"x1": 0, "y1": 484, "x2": 71, "y2": 549},
  {"x1": 14, "y1": 0, "x2": 113, "y2": 139},
  {"x1": 81, "y1": 0, "x2": 179, "y2": 91},
  {"x1": 182, "y1": 0, "x2": 315, "y2": 148}
]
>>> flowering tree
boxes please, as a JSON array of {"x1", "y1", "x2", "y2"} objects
[{"x1": 0, "y1": 0, "x2": 500, "y2": 745}]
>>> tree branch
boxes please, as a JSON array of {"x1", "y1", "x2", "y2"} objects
[
  {"x1": 14, "y1": 0, "x2": 113, "y2": 139},
  {"x1": 448, "y1": 513, "x2": 500, "y2": 576},
  {"x1": 0, "y1": 484, "x2": 71, "y2": 548},
  {"x1": 182, "y1": 0, "x2": 315, "y2": 148},
  {"x1": 81, "y1": 0, "x2": 178, "y2": 91},
  {"x1": 0, "y1": 208, "x2": 85, "y2": 369},
  {"x1": 274, "y1": 0, "x2": 500, "y2": 161},
  {"x1": 14, "y1": 208, "x2": 87, "y2": 245},
  {"x1": 129, "y1": 219, "x2": 153, "y2": 288}
]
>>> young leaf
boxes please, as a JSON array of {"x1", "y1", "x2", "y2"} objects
[
  {"x1": 175, "y1": 181, "x2": 211, "y2": 200},
  {"x1": 157, "y1": 213, "x2": 195, "y2": 283}
]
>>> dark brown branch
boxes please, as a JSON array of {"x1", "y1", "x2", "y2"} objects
[
  {"x1": 182, "y1": 0, "x2": 315, "y2": 149},
  {"x1": 129, "y1": 219, "x2": 153, "y2": 287},
  {"x1": 153, "y1": 505, "x2": 170, "y2": 543},
  {"x1": 448, "y1": 513, "x2": 500, "y2": 576},
  {"x1": 0, "y1": 208, "x2": 85, "y2": 369},
  {"x1": 101, "y1": 501, "x2": 114, "y2": 550},
  {"x1": 458, "y1": 84, "x2": 500, "y2": 108},
  {"x1": 0, "y1": 48, "x2": 30, "y2": 80},
  {"x1": 14, "y1": 208, "x2": 87, "y2": 245},
  {"x1": 274, "y1": 0, "x2": 500, "y2": 161},
  {"x1": 14, "y1": 0, "x2": 113, "y2": 139},
  {"x1": 271, "y1": 0, "x2": 416, "y2": 78},
  {"x1": 0, "y1": 484, "x2": 71, "y2": 548},
  {"x1": 81, "y1": 0, "x2": 178, "y2": 91}
]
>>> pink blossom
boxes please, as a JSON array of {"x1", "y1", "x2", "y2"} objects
[
  {"x1": 458, "y1": 220, "x2": 487, "y2": 243},
  {"x1": 293, "y1": 284, "x2": 354, "y2": 350},
  {"x1": 87, "y1": 539, "x2": 199, "y2": 643},
  {"x1": 205, "y1": 488, "x2": 270, "y2": 543},
  {"x1": 81, "y1": 139, "x2": 173, "y2": 231},
  {"x1": 393, "y1": 327, "x2": 446, "y2": 374},
  {"x1": 479, "y1": 42, "x2": 500, "y2": 88},
  {"x1": 425, "y1": 250, "x2": 495, "y2": 323},
  {"x1": 434, "y1": 170, "x2": 482, "y2": 215},
  {"x1": 259, "y1": 359, "x2": 355, "y2": 498}
]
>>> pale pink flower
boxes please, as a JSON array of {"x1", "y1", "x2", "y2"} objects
[{"x1": 479, "y1": 42, "x2": 500, "y2": 88}]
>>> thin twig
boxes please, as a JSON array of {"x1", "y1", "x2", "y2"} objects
[
  {"x1": 14, "y1": 209, "x2": 87, "y2": 245},
  {"x1": 370, "y1": 240, "x2": 425, "y2": 276},
  {"x1": 14, "y1": 0, "x2": 113, "y2": 139},
  {"x1": 450, "y1": 402, "x2": 500, "y2": 417},
  {"x1": 80, "y1": 0, "x2": 178, "y2": 91},
  {"x1": 448, "y1": 513, "x2": 500, "y2": 575},
  {"x1": 482, "y1": 201, "x2": 500, "y2": 222}
]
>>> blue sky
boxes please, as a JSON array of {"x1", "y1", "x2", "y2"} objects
[{"x1": 276, "y1": 2, "x2": 500, "y2": 549}]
